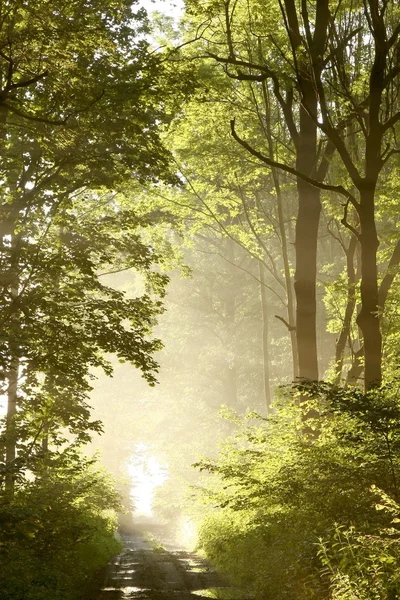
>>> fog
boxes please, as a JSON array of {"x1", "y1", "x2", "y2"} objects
[{"x1": 86, "y1": 234, "x2": 333, "y2": 534}]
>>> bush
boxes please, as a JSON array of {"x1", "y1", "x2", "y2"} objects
[
  {"x1": 194, "y1": 384, "x2": 400, "y2": 599},
  {"x1": 0, "y1": 454, "x2": 122, "y2": 600},
  {"x1": 318, "y1": 489, "x2": 400, "y2": 600}
]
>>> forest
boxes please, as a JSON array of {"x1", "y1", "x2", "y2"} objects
[{"x1": 1, "y1": 0, "x2": 400, "y2": 599}]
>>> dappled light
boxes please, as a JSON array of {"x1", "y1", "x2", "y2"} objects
[
  {"x1": 1, "y1": 1, "x2": 400, "y2": 599},
  {"x1": 97, "y1": 532, "x2": 233, "y2": 600}
]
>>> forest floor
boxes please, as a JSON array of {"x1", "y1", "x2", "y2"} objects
[{"x1": 96, "y1": 522, "x2": 248, "y2": 600}]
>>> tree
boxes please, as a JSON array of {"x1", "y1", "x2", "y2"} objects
[
  {"x1": 181, "y1": 0, "x2": 400, "y2": 390},
  {"x1": 276, "y1": 0, "x2": 400, "y2": 390},
  {"x1": 135, "y1": 75, "x2": 301, "y2": 397},
  {"x1": 0, "y1": 0, "x2": 190, "y2": 493},
  {"x1": 181, "y1": 0, "x2": 335, "y2": 382}
]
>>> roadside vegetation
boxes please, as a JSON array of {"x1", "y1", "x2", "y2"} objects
[
  {"x1": 2, "y1": 1, "x2": 400, "y2": 599},
  {"x1": 0, "y1": 455, "x2": 122, "y2": 600},
  {"x1": 195, "y1": 384, "x2": 400, "y2": 599}
]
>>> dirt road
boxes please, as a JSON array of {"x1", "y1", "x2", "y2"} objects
[{"x1": 97, "y1": 525, "x2": 237, "y2": 600}]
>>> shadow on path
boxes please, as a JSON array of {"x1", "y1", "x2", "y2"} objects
[{"x1": 97, "y1": 525, "x2": 243, "y2": 600}]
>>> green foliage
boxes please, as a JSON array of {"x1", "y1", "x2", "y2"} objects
[
  {"x1": 0, "y1": 0, "x2": 176, "y2": 187},
  {"x1": 0, "y1": 189, "x2": 168, "y2": 485},
  {"x1": 0, "y1": 453, "x2": 122, "y2": 600},
  {"x1": 0, "y1": 0, "x2": 193, "y2": 486},
  {"x1": 194, "y1": 383, "x2": 400, "y2": 599},
  {"x1": 317, "y1": 509, "x2": 400, "y2": 600}
]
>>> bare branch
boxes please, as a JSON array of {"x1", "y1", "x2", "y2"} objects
[
  {"x1": 341, "y1": 198, "x2": 360, "y2": 239},
  {"x1": 275, "y1": 314, "x2": 296, "y2": 331},
  {"x1": 382, "y1": 146, "x2": 400, "y2": 165},
  {"x1": 382, "y1": 111, "x2": 400, "y2": 133},
  {"x1": 98, "y1": 265, "x2": 135, "y2": 277},
  {"x1": 205, "y1": 51, "x2": 270, "y2": 76},
  {"x1": 230, "y1": 118, "x2": 358, "y2": 205},
  {"x1": 6, "y1": 70, "x2": 49, "y2": 91}
]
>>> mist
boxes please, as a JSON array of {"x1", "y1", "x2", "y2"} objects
[
  {"x1": 86, "y1": 228, "x2": 337, "y2": 540},
  {"x1": 2, "y1": 1, "x2": 400, "y2": 598}
]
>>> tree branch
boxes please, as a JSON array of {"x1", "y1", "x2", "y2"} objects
[
  {"x1": 382, "y1": 111, "x2": 400, "y2": 133},
  {"x1": 2, "y1": 102, "x2": 67, "y2": 125},
  {"x1": 379, "y1": 240, "x2": 400, "y2": 308},
  {"x1": 230, "y1": 118, "x2": 358, "y2": 205},
  {"x1": 341, "y1": 198, "x2": 360, "y2": 239},
  {"x1": 6, "y1": 70, "x2": 49, "y2": 91},
  {"x1": 275, "y1": 314, "x2": 296, "y2": 331}
]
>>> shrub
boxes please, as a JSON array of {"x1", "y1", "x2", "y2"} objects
[
  {"x1": 0, "y1": 454, "x2": 122, "y2": 600},
  {"x1": 194, "y1": 384, "x2": 400, "y2": 599}
]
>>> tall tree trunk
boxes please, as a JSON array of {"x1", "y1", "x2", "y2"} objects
[
  {"x1": 281, "y1": 0, "x2": 324, "y2": 383},
  {"x1": 294, "y1": 184, "x2": 320, "y2": 381},
  {"x1": 258, "y1": 261, "x2": 271, "y2": 412},
  {"x1": 275, "y1": 185, "x2": 298, "y2": 380},
  {"x1": 357, "y1": 186, "x2": 382, "y2": 388},
  {"x1": 262, "y1": 80, "x2": 298, "y2": 380},
  {"x1": 294, "y1": 99, "x2": 320, "y2": 381}
]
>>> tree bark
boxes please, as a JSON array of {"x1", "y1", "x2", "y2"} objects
[
  {"x1": 357, "y1": 186, "x2": 382, "y2": 388},
  {"x1": 347, "y1": 240, "x2": 400, "y2": 386},
  {"x1": 294, "y1": 99, "x2": 320, "y2": 381},
  {"x1": 276, "y1": 181, "x2": 298, "y2": 380},
  {"x1": 282, "y1": 0, "x2": 322, "y2": 381},
  {"x1": 258, "y1": 261, "x2": 271, "y2": 412}
]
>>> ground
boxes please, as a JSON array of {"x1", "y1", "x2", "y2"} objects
[{"x1": 96, "y1": 523, "x2": 247, "y2": 600}]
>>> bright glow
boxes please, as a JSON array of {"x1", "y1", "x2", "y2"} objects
[
  {"x1": 175, "y1": 515, "x2": 198, "y2": 550},
  {"x1": 121, "y1": 588, "x2": 151, "y2": 598},
  {"x1": 127, "y1": 445, "x2": 168, "y2": 516},
  {"x1": 138, "y1": 0, "x2": 183, "y2": 18},
  {"x1": 0, "y1": 395, "x2": 6, "y2": 417}
]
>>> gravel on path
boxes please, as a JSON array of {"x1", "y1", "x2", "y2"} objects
[{"x1": 97, "y1": 526, "x2": 240, "y2": 600}]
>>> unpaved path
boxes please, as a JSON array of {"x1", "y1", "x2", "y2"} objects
[{"x1": 97, "y1": 525, "x2": 236, "y2": 600}]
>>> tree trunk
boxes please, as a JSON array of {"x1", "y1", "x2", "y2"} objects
[
  {"x1": 294, "y1": 185, "x2": 320, "y2": 381},
  {"x1": 347, "y1": 239, "x2": 400, "y2": 386},
  {"x1": 258, "y1": 261, "x2": 271, "y2": 412},
  {"x1": 294, "y1": 100, "x2": 320, "y2": 381},
  {"x1": 334, "y1": 235, "x2": 357, "y2": 384},
  {"x1": 357, "y1": 186, "x2": 382, "y2": 389},
  {"x1": 275, "y1": 186, "x2": 298, "y2": 381},
  {"x1": 262, "y1": 79, "x2": 298, "y2": 380}
]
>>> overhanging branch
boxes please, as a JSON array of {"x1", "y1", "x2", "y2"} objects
[
  {"x1": 3, "y1": 102, "x2": 67, "y2": 126},
  {"x1": 230, "y1": 118, "x2": 358, "y2": 205}
]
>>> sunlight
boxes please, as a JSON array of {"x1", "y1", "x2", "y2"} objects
[
  {"x1": 0, "y1": 395, "x2": 6, "y2": 418},
  {"x1": 138, "y1": 0, "x2": 184, "y2": 18},
  {"x1": 127, "y1": 445, "x2": 168, "y2": 516},
  {"x1": 175, "y1": 516, "x2": 198, "y2": 550}
]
